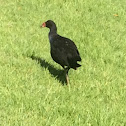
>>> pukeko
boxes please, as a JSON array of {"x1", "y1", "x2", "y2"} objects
[{"x1": 40, "y1": 20, "x2": 81, "y2": 84}]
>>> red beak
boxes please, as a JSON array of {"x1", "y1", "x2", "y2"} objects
[{"x1": 40, "y1": 22, "x2": 46, "y2": 28}]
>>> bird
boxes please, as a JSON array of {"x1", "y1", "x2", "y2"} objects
[{"x1": 40, "y1": 20, "x2": 81, "y2": 84}]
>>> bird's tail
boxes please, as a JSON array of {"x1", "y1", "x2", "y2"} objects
[
  {"x1": 73, "y1": 63, "x2": 81, "y2": 70},
  {"x1": 76, "y1": 63, "x2": 81, "y2": 67}
]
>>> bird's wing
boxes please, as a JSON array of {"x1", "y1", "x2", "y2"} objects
[{"x1": 52, "y1": 35, "x2": 81, "y2": 61}]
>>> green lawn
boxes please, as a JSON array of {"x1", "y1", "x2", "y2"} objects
[{"x1": 0, "y1": 0, "x2": 126, "y2": 125}]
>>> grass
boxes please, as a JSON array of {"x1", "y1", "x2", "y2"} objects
[{"x1": 0, "y1": 0, "x2": 126, "y2": 125}]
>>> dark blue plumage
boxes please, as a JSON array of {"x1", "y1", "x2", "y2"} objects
[{"x1": 41, "y1": 20, "x2": 81, "y2": 84}]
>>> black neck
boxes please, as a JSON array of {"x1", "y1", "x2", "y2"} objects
[{"x1": 49, "y1": 25, "x2": 57, "y2": 34}]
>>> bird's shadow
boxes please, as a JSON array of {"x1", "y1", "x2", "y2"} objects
[{"x1": 30, "y1": 55, "x2": 66, "y2": 85}]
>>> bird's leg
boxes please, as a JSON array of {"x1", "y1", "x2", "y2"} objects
[
  {"x1": 64, "y1": 67, "x2": 70, "y2": 85},
  {"x1": 66, "y1": 72, "x2": 69, "y2": 85}
]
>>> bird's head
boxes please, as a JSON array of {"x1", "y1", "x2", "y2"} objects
[{"x1": 40, "y1": 20, "x2": 56, "y2": 29}]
